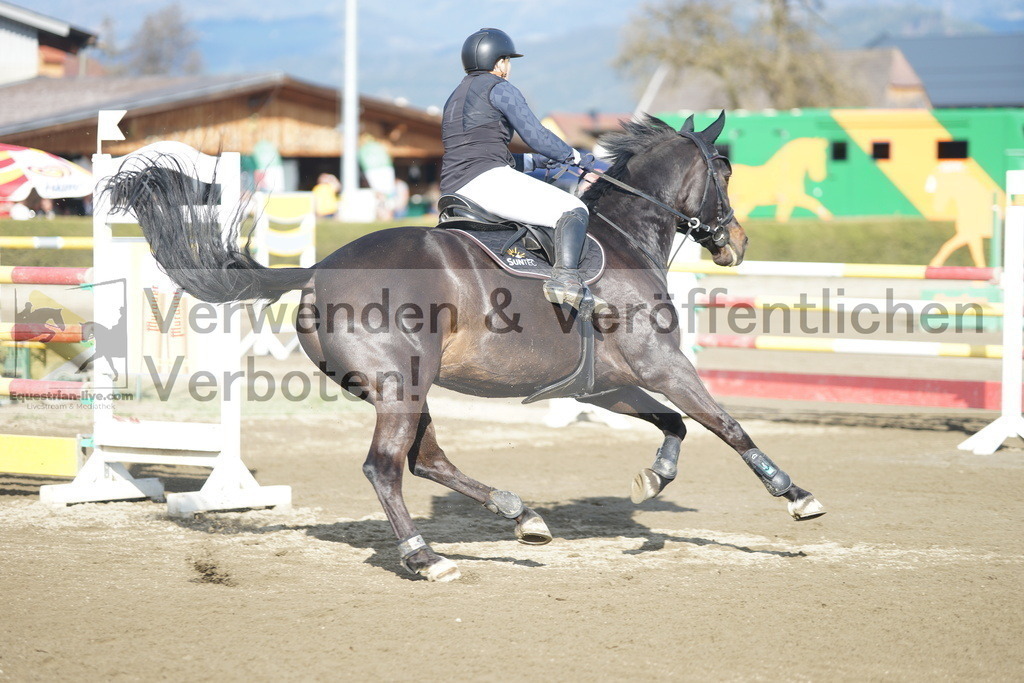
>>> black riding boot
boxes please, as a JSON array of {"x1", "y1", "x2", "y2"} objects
[{"x1": 542, "y1": 208, "x2": 607, "y2": 312}]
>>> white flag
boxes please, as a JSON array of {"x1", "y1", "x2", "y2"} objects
[{"x1": 97, "y1": 110, "x2": 126, "y2": 142}]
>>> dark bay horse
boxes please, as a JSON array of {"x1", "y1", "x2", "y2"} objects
[{"x1": 105, "y1": 113, "x2": 824, "y2": 582}]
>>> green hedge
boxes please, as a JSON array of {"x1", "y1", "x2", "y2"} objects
[
  {"x1": 738, "y1": 217, "x2": 977, "y2": 266},
  {"x1": 0, "y1": 215, "x2": 982, "y2": 268}
]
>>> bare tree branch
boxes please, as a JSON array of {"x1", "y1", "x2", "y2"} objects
[{"x1": 618, "y1": 0, "x2": 865, "y2": 109}]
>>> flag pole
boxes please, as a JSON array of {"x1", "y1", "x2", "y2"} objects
[{"x1": 341, "y1": 0, "x2": 359, "y2": 221}]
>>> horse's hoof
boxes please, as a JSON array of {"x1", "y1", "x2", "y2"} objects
[
  {"x1": 421, "y1": 557, "x2": 461, "y2": 582},
  {"x1": 631, "y1": 468, "x2": 667, "y2": 504},
  {"x1": 516, "y1": 511, "x2": 552, "y2": 545},
  {"x1": 788, "y1": 494, "x2": 826, "y2": 521}
]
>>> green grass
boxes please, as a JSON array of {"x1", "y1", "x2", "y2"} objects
[{"x1": 0, "y1": 214, "x2": 980, "y2": 268}]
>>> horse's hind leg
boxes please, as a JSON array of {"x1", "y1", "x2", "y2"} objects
[
  {"x1": 646, "y1": 364, "x2": 825, "y2": 521},
  {"x1": 363, "y1": 405, "x2": 464, "y2": 582},
  {"x1": 407, "y1": 406, "x2": 552, "y2": 545},
  {"x1": 578, "y1": 387, "x2": 686, "y2": 503}
]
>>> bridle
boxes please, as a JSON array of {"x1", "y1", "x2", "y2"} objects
[
  {"x1": 586, "y1": 131, "x2": 735, "y2": 250},
  {"x1": 678, "y1": 131, "x2": 734, "y2": 248}
]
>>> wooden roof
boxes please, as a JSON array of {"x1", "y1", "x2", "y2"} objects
[
  {"x1": 542, "y1": 112, "x2": 632, "y2": 149},
  {"x1": 0, "y1": 72, "x2": 444, "y2": 159}
]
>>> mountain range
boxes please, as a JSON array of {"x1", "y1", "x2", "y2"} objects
[{"x1": 46, "y1": 0, "x2": 1024, "y2": 115}]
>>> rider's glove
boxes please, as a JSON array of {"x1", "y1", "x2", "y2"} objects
[{"x1": 571, "y1": 149, "x2": 598, "y2": 173}]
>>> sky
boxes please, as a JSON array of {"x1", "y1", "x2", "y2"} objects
[
  {"x1": 43, "y1": 0, "x2": 1023, "y2": 37},
  {"x1": 45, "y1": 0, "x2": 642, "y2": 40}
]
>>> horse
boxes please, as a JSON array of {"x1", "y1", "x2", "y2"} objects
[
  {"x1": 77, "y1": 307, "x2": 127, "y2": 383},
  {"x1": 926, "y1": 162, "x2": 1002, "y2": 268},
  {"x1": 729, "y1": 137, "x2": 833, "y2": 222},
  {"x1": 14, "y1": 304, "x2": 66, "y2": 342},
  {"x1": 103, "y1": 113, "x2": 825, "y2": 582}
]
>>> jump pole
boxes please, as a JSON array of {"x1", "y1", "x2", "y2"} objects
[
  {"x1": 959, "y1": 170, "x2": 1024, "y2": 454},
  {"x1": 696, "y1": 334, "x2": 1012, "y2": 359},
  {"x1": 671, "y1": 260, "x2": 995, "y2": 282},
  {"x1": 0, "y1": 236, "x2": 93, "y2": 250}
]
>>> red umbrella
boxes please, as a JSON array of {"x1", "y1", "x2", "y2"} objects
[{"x1": 0, "y1": 143, "x2": 92, "y2": 202}]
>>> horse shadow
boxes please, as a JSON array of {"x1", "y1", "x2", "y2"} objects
[{"x1": 176, "y1": 490, "x2": 806, "y2": 581}]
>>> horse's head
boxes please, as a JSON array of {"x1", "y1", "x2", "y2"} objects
[
  {"x1": 674, "y1": 111, "x2": 747, "y2": 266},
  {"x1": 585, "y1": 113, "x2": 747, "y2": 267}
]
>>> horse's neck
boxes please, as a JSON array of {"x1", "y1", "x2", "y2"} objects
[{"x1": 593, "y1": 192, "x2": 677, "y2": 266}]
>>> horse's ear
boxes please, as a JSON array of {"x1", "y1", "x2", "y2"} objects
[
  {"x1": 700, "y1": 110, "x2": 726, "y2": 144},
  {"x1": 679, "y1": 115, "x2": 695, "y2": 133}
]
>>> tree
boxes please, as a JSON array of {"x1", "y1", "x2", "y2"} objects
[
  {"x1": 119, "y1": 3, "x2": 204, "y2": 76},
  {"x1": 618, "y1": 0, "x2": 863, "y2": 109}
]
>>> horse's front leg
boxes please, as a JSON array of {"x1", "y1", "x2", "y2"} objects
[
  {"x1": 642, "y1": 357, "x2": 825, "y2": 521},
  {"x1": 577, "y1": 387, "x2": 687, "y2": 503}
]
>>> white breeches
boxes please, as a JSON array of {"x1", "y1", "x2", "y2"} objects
[{"x1": 455, "y1": 165, "x2": 587, "y2": 228}]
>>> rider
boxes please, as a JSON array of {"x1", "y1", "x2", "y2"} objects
[{"x1": 441, "y1": 27, "x2": 601, "y2": 311}]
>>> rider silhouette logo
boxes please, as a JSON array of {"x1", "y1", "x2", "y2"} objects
[
  {"x1": 75, "y1": 279, "x2": 129, "y2": 389},
  {"x1": 8, "y1": 279, "x2": 129, "y2": 390}
]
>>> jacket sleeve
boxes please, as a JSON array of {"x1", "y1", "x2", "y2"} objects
[{"x1": 490, "y1": 80, "x2": 574, "y2": 164}]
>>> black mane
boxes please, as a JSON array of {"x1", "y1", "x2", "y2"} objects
[{"x1": 581, "y1": 114, "x2": 679, "y2": 205}]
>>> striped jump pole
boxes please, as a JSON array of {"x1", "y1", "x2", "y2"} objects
[
  {"x1": 699, "y1": 369, "x2": 1022, "y2": 411},
  {"x1": 0, "y1": 377, "x2": 87, "y2": 400},
  {"x1": 696, "y1": 333, "x2": 1011, "y2": 359},
  {"x1": 0, "y1": 323, "x2": 87, "y2": 343},
  {"x1": 671, "y1": 260, "x2": 996, "y2": 281},
  {"x1": 0, "y1": 236, "x2": 93, "y2": 250},
  {"x1": 0, "y1": 265, "x2": 92, "y2": 285},
  {"x1": 694, "y1": 293, "x2": 1006, "y2": 318}
]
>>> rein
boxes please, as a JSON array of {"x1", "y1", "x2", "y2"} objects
[{"x1": 593, "y1": 208, "x2": 669, "y2": 278}]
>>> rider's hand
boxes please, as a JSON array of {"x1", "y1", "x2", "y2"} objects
[{"x1": 572, "y1": 150, "x2": 598, "y2": 173}]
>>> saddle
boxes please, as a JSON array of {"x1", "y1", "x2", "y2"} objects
[
  {"x1": 435, "y1": 193, "x2": 606, "y2": 404},
  {"x1": 435, "y1": 194, "x2": 605, "y2": 284}
]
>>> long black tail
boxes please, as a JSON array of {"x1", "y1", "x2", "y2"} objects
[{"x1": 102, "y1": 153, "x2": 313, "y2": 303}]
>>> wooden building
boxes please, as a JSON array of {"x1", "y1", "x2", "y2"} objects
[
  {"x1": 0, "y1": 72, "x2": 445, "y2": 194},
  {"x1": 0, "y1": 2, "x2": 97, "y2": 85}
]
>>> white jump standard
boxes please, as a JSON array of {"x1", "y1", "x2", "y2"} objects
[{"x1": 39, "y1": 134, "x2": 290, "y2": 515}]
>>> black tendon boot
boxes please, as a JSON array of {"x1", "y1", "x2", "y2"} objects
[{"x1": 542, "y1": 208, "x2": 608, "y2": 312}]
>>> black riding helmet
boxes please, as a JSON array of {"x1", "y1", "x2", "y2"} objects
[{"x1": 461, "y1": 28, "x2": 523, "y2": 73}]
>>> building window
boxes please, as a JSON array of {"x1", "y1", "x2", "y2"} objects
[
  {"x1": 831, "y1": 141, "x2": 848, "y2": 161},
  {"x1": 872, "y1": 141, "x2": 891, "y2": 160},
  {"x1": 937, "y1": 140, "x2": 969, "y2": 159}
]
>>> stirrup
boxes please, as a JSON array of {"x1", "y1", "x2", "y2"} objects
[{"x1": 542, "y1": 279, "x2": 609, "y2": 313}]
